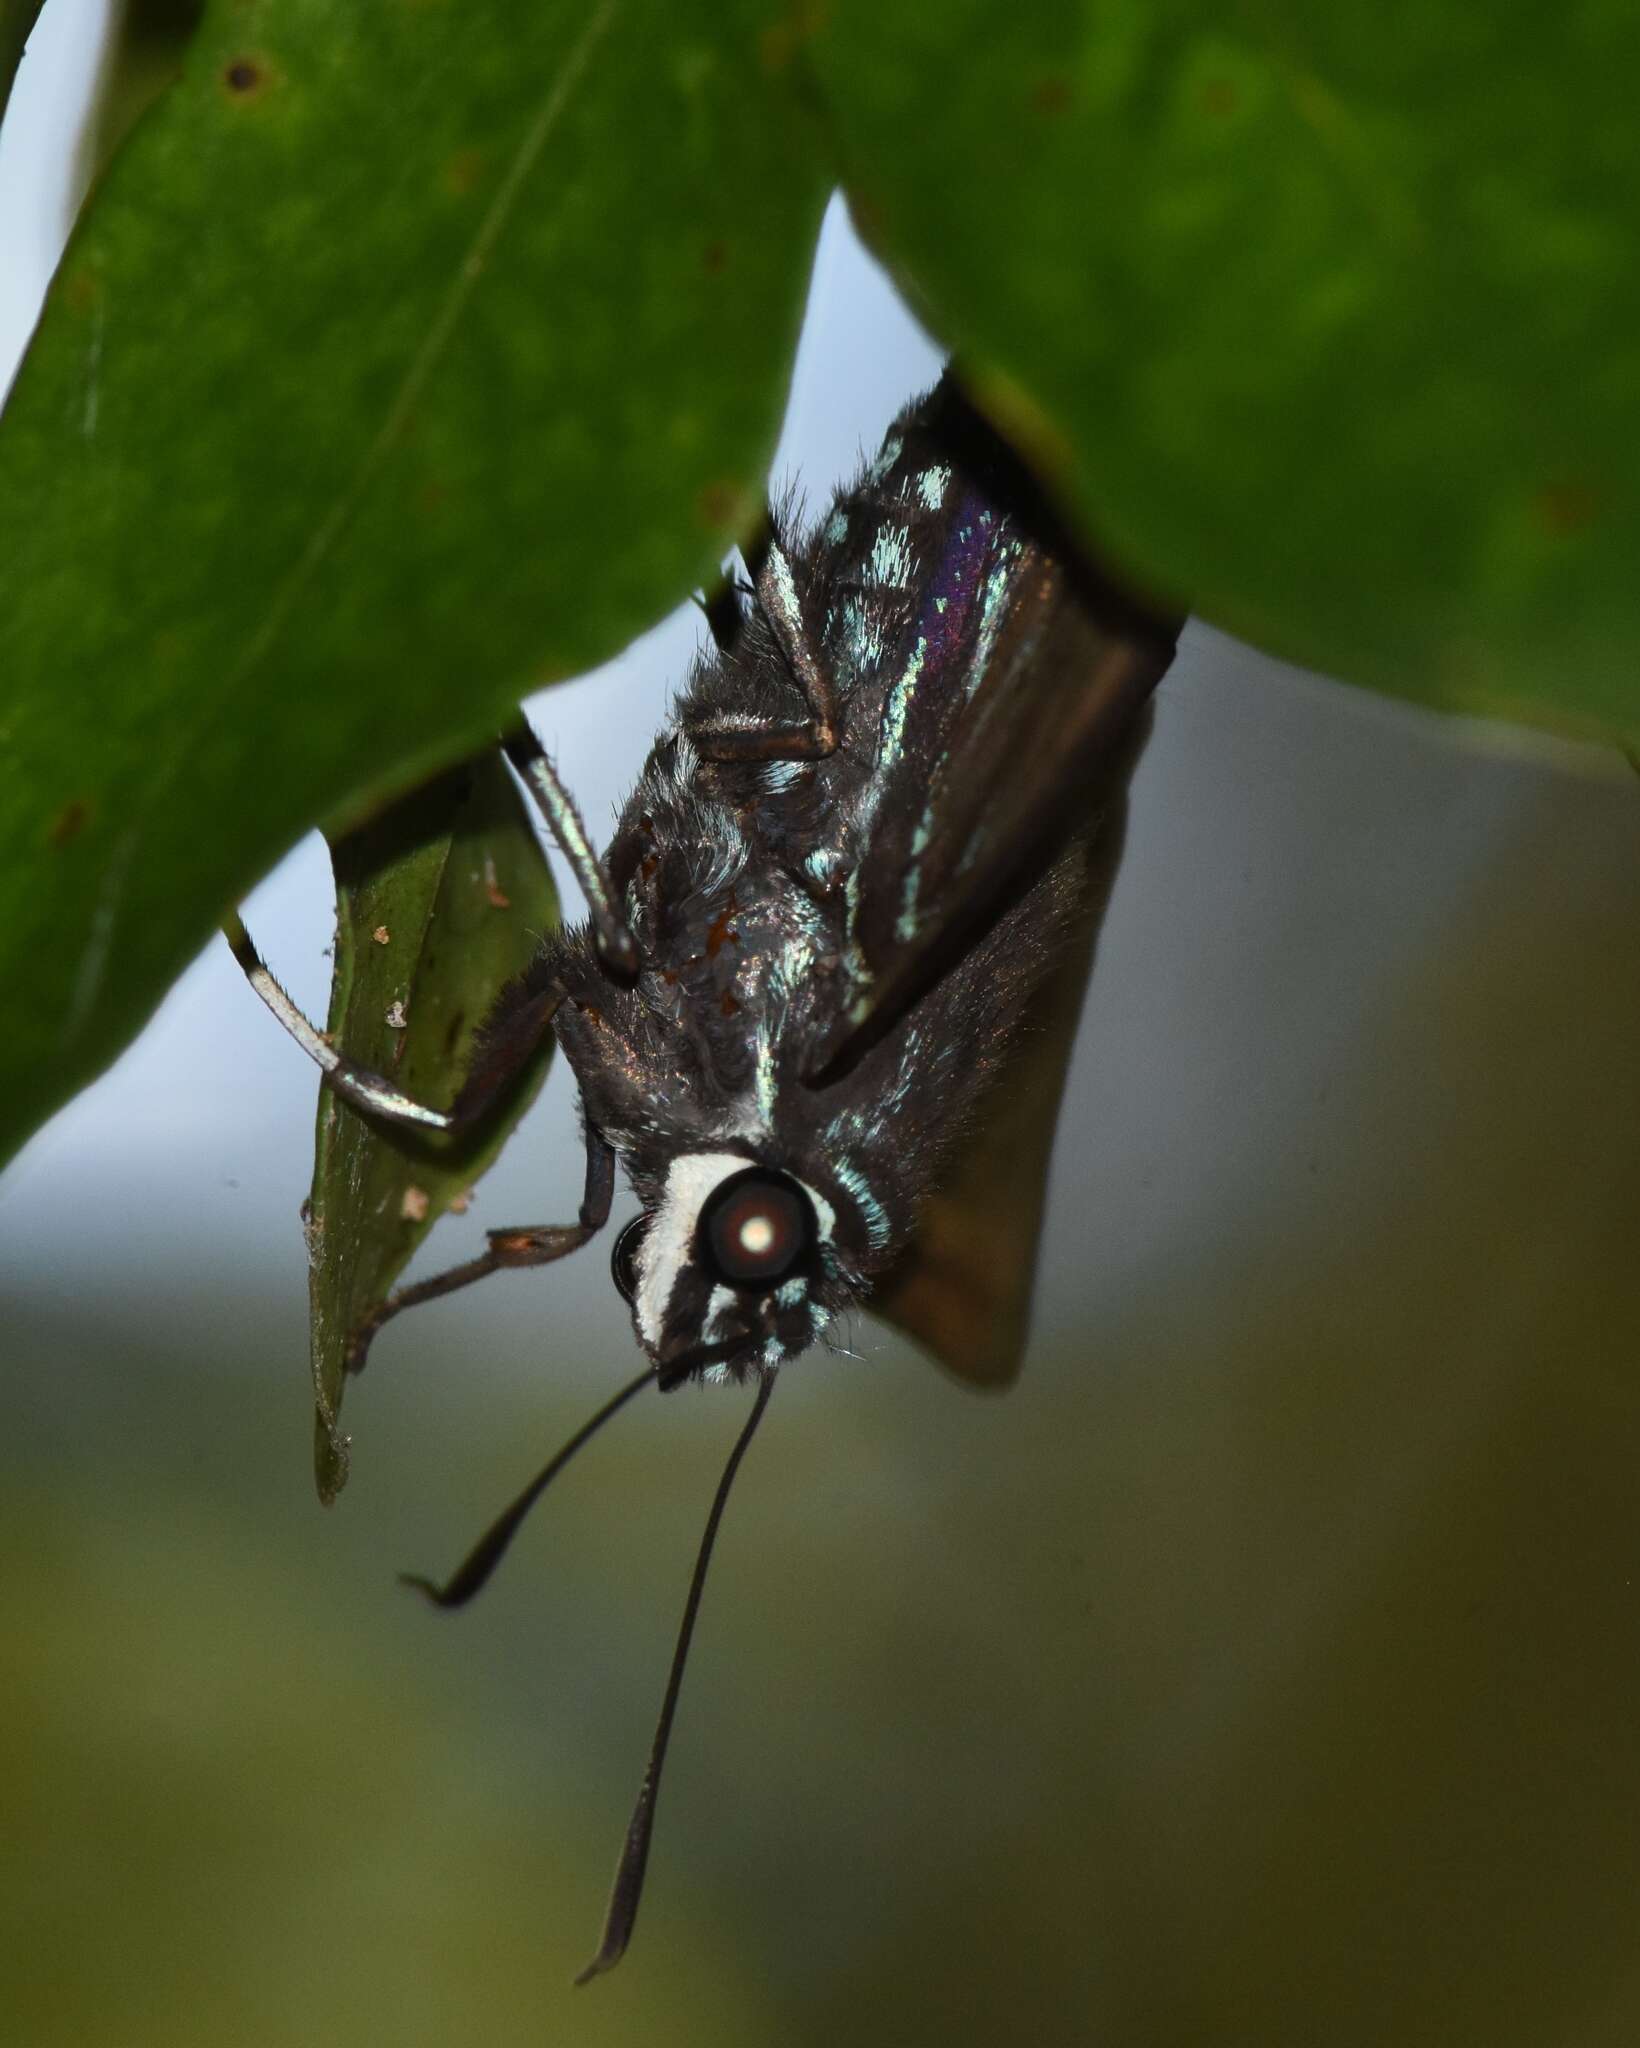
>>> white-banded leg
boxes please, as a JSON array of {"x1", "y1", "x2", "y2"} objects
[
  {"x1": 224, "y1": 909, "x2": 552, "y2": 1133},
  {"x1": 501, "y1": 723, "x2": 639, "y2": 976},
  {"x1": 687, "y1": 535, "x2": 841, "y2": 764}
]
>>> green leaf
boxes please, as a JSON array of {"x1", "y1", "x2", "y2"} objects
[
  {"x1": 807, "y1": 2, "x2": 1640, "y2": 750},
  {"x1": 0, "y1": 3, "x2": 47, "y2": 125},
  {"x1": 0, "y1": 0, "x2": 826, "y2": 1171},
  {"x1": 305, "y1": 753, "x2": 557, "y2": 1505}
]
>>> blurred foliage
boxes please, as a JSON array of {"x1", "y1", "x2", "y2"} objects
[
  {"x1": 304, "y1": 754, "x2": 558, "y2": 1504},
  {"x1": 7, "y1": 639, "x2": 1639, "y2": 2039}
]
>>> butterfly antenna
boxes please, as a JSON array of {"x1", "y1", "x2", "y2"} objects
[
  {"x1": 576, "y1": 1367, "x2": 778, "y2": 1985},
  {"x1": 401, "y1": 1366, "x2": 655, "y2": 1609}
]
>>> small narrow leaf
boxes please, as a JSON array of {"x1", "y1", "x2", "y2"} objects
[{"x1": 306, "y1": 752, "x2": 557, "y2": 1503}]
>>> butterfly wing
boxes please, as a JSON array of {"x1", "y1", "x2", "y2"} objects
[
  {"x1": 801, "y1": 375, "x2": 1178, "y2": 1086},
  {"x1": 870, "y1": 708, "x2": 1148, "y2": 1387},
  {"x1": 797, "y1": 375, "x2": 1176, "y2": 1385}
]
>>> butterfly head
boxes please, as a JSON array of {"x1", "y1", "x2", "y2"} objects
[{"x1": 611, "y1": 1151, "x2": 840, "y2": 1381}]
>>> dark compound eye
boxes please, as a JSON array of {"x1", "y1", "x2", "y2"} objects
[
  {"x1": 611, "y1": 1214, "x2": 648, "y2": 1305},
  {"x1": 699, "y1": 1169, "x2": 814, "y2": 1289}
]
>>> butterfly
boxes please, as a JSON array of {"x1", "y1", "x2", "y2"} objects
[{"x1": 229, "y1": 372, "x2": 1179, "y2": 1976}]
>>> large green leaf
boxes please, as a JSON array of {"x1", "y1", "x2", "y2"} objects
[
  {"x1": 0, "y1": 0, "x2": 826, "y2": 1170},
  {"x1": 806, "y1": 2, "x2": 1640, "y2": 750},
  {"x1": 302, "y1": 753, "x2": 558, "y2": 1504}
]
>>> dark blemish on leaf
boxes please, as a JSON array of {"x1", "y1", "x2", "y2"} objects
[
  {"x1": 445, "y1": 148, "x2": 485, "y2": 196},
  {"x1": 1199, "y1": 75, "x2": 1239, "y2": 117},
  {"x1": 224, "y1": 58, "x2": 263, "y2": 95},
  {"x1": 443, "y1": 1011, "x2": 466, "y2": 1057},
  {"x1": 48, "y1": 798, "x2": 90, "y2": 847},
  {"x1": 720, "y1": 991, "x2": 740, "y2": 1017},
  {"x1": 640, "y1": 853, "x2": 659, "y2": 881},
  {"x1": 757, "y1": 22, "x2": 797, "y2": 72},
  {"x1": 703, "y1": 241, "x2": 727, "y2": 276},
  {"x1": 661, "y1": 968, "x2": 678, "y2": 986},
  {"x1": 1031, "y1": 76, "x2": 1072, "y2": 116},
  {"x1": 1534, "y1": 478, "x2": 1600, "y2": 537},
  {"x1": 696, "y1": 479, "x2": 744, "y2": 531}
]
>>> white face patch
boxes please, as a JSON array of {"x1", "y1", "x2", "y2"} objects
[
  {"x1": 634, "y1": 1151, "x2": 748, "y2": 1350},
  {"x1": 633, "y1": 1154, "x2": 840, "y2": 1359}
]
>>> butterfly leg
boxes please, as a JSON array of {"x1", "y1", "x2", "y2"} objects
[
  {"x1": 344, "y1": 1127, "x2": 616, "y2": 1371},
  {"x1": 501, "y1": 722, "x2": 639, "y2": 975},
  {"x1": 224, "y1": 909, "x2": 558, "y2": 1133},
  {"x1": 687, "y1": 534, "x2": 841, "y2": 764}
]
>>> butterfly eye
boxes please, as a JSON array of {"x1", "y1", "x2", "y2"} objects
[
  {"x1": 699, "y1": 1169, "x2": 813, "y2": 1289},
  {"x1": 611, "y1": 1215, "x2": 649, "y2": 1305}
]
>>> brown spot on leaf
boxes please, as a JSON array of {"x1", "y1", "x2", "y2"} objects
[
  {"x1": 1199, "y1": 75, "x2": 1238, "y2": 117},
  {"x1": 372, "y1": 925, "x2": 390, "y2": 945},
  {"x1": 1031, "y1": 75, "x2": 1072, "y2": 115},
  {"x1": 401, "y1": 1185, "x2": 431, "y2": 1223},
  {"x1": 702, "y1": 240, "x2": 728, "y2": 276},
  {"x1": 696, "y1": 478, "x2": 745, "y2": 531},
  {"x1": 223, "y1": 57, "x2": 265, "y2": 96},
  {"x1": 720, "y1": 990, "x2": 740, "y2": 1016},
  {"x1": 48, "y1": 798, "x2": 90, "y2": 847},
  {"x1": 1534, "y1": 477, "x2": 1600, "y2": 537},
  {"x1": 758, "y1": 21, "x2": 798, "y2": 71},
  {"x1": 444, "y1": 148, "x2": 485, "y2": 196},
  {"x1": 640, "y1": 853, "x2": 659, "y2": 881}
]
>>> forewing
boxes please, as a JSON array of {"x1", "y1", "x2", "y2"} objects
[
  {"x1": 872, "y1": 711, "x2": 1148, "y2": 1388},
  {"x1": 807, "y1": 376, "x2": 1178, "y2": 1083}
]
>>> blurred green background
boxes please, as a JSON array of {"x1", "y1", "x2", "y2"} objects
[{"x1": 5, "y1": 624, "x2": 1639, "y2": 2046}]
